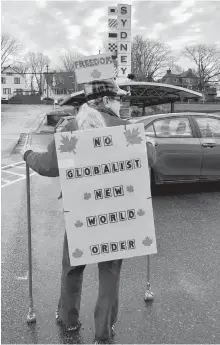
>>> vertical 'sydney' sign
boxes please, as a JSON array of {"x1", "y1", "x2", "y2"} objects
[
  {"x1": 117, "y1": 4, "x2": 131, "y2": 78},
  {"x1": 55, "y1": 124, "x2": 157, "y2": 266},
  {"x1": 108, "y1": 6, "x2": 118, "y2": 56}
]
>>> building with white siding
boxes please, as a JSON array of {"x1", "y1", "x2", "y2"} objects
[{"x1": 1, "y1": 66, "x2": 27, "y2": 100}]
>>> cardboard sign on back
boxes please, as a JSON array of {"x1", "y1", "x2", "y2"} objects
[{"x1": 55, "y1": 123, "x2": 157, "y2": 266}]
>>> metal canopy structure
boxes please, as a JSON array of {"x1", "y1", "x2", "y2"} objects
[{"x1": 60, "y1": 79, "x2": 202, "y2": 110}]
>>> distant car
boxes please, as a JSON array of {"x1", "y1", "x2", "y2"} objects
[{"x1": 131, "y1": 112, "x2": 220, "y2": 185}]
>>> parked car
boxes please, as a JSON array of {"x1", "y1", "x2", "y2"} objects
[
  {"x1": 131, "y1": 112, "x2": 220, "y2": 185},
  {"x1": 54, "y1": 115, "x2": 76, "y2": 133},
  {"x1": 46, "y1": 107, "x2": 76, "y2": 126}
]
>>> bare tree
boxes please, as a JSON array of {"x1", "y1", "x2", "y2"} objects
[
  {"x1": 182, "y1": 44, "x2": 220, "y2": 91},
  {"x1": 25, "y1": 52, "x2": 50, "y2": 95},
  {"x1": 60, "y1": 51, "x2": 82, "y2": 72},
  {"x1": 100, "y1": 40, "x2": 109, "y2": 53},
  {"x1": 59, "y1": 51, "x2": 83, "y2": 91},
  {"x1": 131, "y1": 35, "x2": 174, "y2": 81},
  {"x1": 166, "y1": 61, "x2": 184, "y2": 75},
  {"x1": 13, "y1": 60, "x2": 30, "y2": 75},
  {"x1": 1, "y1": 32, "x2": 23, "y2": 70}
]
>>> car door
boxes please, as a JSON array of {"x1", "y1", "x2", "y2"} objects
[
  {"x1": 145, "y1": 116, "x2": 202, "y2": 182},
  {"x1": 193, "y1": 115, "x2": 220, "y2": 180}
]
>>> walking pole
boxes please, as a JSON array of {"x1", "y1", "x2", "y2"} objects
[
  {"x1": 144, "y1": 255, "x2": 155, "y2": 301},
  {"x1": 25, "y1": 135, "x2": 36, "y2": 323}
]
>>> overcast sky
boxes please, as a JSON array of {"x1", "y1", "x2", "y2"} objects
[{"x1": 2, "y1": 0, "x2": 220, "y2": 70}]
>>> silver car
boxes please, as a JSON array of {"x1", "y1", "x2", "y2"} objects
[{"x1": 131, "y1": 112, "x2": 220, "y2": 185}]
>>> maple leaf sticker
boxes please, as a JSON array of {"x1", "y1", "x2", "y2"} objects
[
  {"x1": 75, "y1": 220, "x2": 83, "y2": 228},
  {"x1": 126, "y1": 185, "x2": 134, "y2": 193},
  {"x1": 91, "y1": 69, "x2": 101, "y2": 79},
  {"x1": 124, "y1": 127, "x2": 143, "y2": 146},
  {"x1": 72, "y1": 249, "x2": 83, "y2": 258},
  {"x1": 142, "y1": 237, "x2": 153, "y2": 246},
  {"x1": 137, "y1": 209, "x2": 145, "y2": 216},
  {"x1": 59, "y1": 135, "x2": 78, "y2": 153},
  {"x1": 84, "y1": 192, "x2": 91, "y2": 200}
]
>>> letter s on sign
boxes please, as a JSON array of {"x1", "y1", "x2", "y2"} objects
[{"x1": 121, "y1": 6, "x2": 127, "y2": 14}]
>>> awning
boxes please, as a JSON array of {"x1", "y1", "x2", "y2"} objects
[{"x1": 60, "y1": 79, "x2": 202, "y2": 107}]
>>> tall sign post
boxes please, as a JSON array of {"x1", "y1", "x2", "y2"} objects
[
  {"x1": 117, "y1": 4, "x2": 131, "y2": 79},
  {"x1": 108, "y1": 6, "x2": 118, "y2": 77}
]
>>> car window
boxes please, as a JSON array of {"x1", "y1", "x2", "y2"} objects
[
  {"x1": 195, "y1": 117, "x2": 220, "y2": 138},
  {"x1": 145, "y1": 124, "x2": 155, "y2": 137},
  {"x1": 153, "y1": 117, "x2": 193, "y2": 138}
]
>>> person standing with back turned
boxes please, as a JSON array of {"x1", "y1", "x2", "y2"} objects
[{"x1": 21, "y1": 79, "x2": 129, "y2": 344}]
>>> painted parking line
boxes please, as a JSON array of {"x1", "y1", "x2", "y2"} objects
[
  {"x1": 1, "y1": 161, "x2": 25, "y2": 170},
  {"x1": 2, "y1": 170, "x2": 25, "y2": 177},
  {"x1": 1, "y1": 162, "x2": 36, "y2": 189},
  {"x1": 1, "y1": 173, "x2": 36, "y2": 188},
  {"x1": 1, "y1": 178, "x2": 11, "y2": 184}
]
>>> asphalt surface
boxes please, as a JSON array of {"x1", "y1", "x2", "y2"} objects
[
  {"x1": 1, "y1": 133, "x2": 220, "y2": 344},
  {"x1": 1, "y1": 104, "x2": 55, "y2": 165}
]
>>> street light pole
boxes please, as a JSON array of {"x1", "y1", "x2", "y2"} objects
[{"x1": 46, "y1": 64, "x2": 49, "y2": 99}]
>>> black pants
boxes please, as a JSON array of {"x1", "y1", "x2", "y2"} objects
[{"x1": 58, "y1": 232, "x2": 123, "y2": 340}]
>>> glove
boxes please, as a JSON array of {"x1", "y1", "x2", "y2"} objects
[{"x1": 20, "y1": 144, "x2": 33, "y2": 159}]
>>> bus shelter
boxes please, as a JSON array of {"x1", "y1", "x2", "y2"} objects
[{"x1": 60, "y1": 79, "x2": 202, "y2": 116}]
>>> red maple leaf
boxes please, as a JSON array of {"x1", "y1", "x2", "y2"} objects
[
  {"x1": 59, "y1": 135, "x2": 78, "y2": 153},
  {"x1": 124, "y1": 128, "x2": 143, "y2": 146}
]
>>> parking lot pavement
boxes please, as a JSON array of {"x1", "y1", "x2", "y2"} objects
[{"x1": 1, "y1": 161, "x2": 36, "y2": 188}]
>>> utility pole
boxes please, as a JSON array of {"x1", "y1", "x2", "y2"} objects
[{"x1": 46, "y1": 64, "x2": 49, "y2": 99}]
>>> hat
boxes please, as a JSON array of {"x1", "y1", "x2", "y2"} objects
[{"x1": 84, "y1": 80, "x2": 127, "y2": 101}]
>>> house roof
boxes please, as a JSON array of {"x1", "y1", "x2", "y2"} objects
[
  {"x1": 162, "y1": 68, "x2": 198, "y2": 80},
  {"x1": 45, "y1": 72, "x2": 77, "y2": 90},
  {"x1": 1, "y1": 66, "x2": 25, "y2": 77},
  {"x1": 180, "y1": 69, "x2": 198, "y2": 79}
]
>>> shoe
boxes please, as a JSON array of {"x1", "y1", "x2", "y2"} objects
[
  {"x1": 93, "y1": 324, "x2": 115, "y2": 344},
  {"x1": 55, "y1": 307, "x2": 81, "y2": 332}
]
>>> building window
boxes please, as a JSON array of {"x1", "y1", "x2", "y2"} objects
[
  {"x1": 1, "y1": 77, "x2": 6, "y2": 84},
  {"x1": 14, "y1": 77, "x2": 21, "y2": 84},
  {"x1": 15, "y1": 89, "x2": 23, "y2": 94},
  {"x1": 153, "y1": 117, "x2": 193, "y2": 138},
  {"x1": 54, "y1": 89, "x2": 67, "y2": 95},
  {"x1": 3, "y1": 88, "x2": 11, "y2": 95},
  {"x1": 6, "y1": 72, "x2": 13, "y2": 75}
]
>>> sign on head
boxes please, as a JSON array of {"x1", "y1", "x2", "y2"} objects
[{"x1": 73, "y1": 53, "x2": 115, "y2": 84}]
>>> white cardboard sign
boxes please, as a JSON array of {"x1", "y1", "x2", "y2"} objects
[
  {"x1": 55, "y1": 124, "x2": 157, "y2": 266},
  {"x1": 73, "y1": 53, "x2": 115, "y2": 84}
]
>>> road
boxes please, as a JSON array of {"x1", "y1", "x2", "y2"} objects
[
  {"x1": 1, "y1": 132, "x2": 220, "y2": 344},
  {"x1": 1, "y1": 104, "x2": 54, "y2": 165}
]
